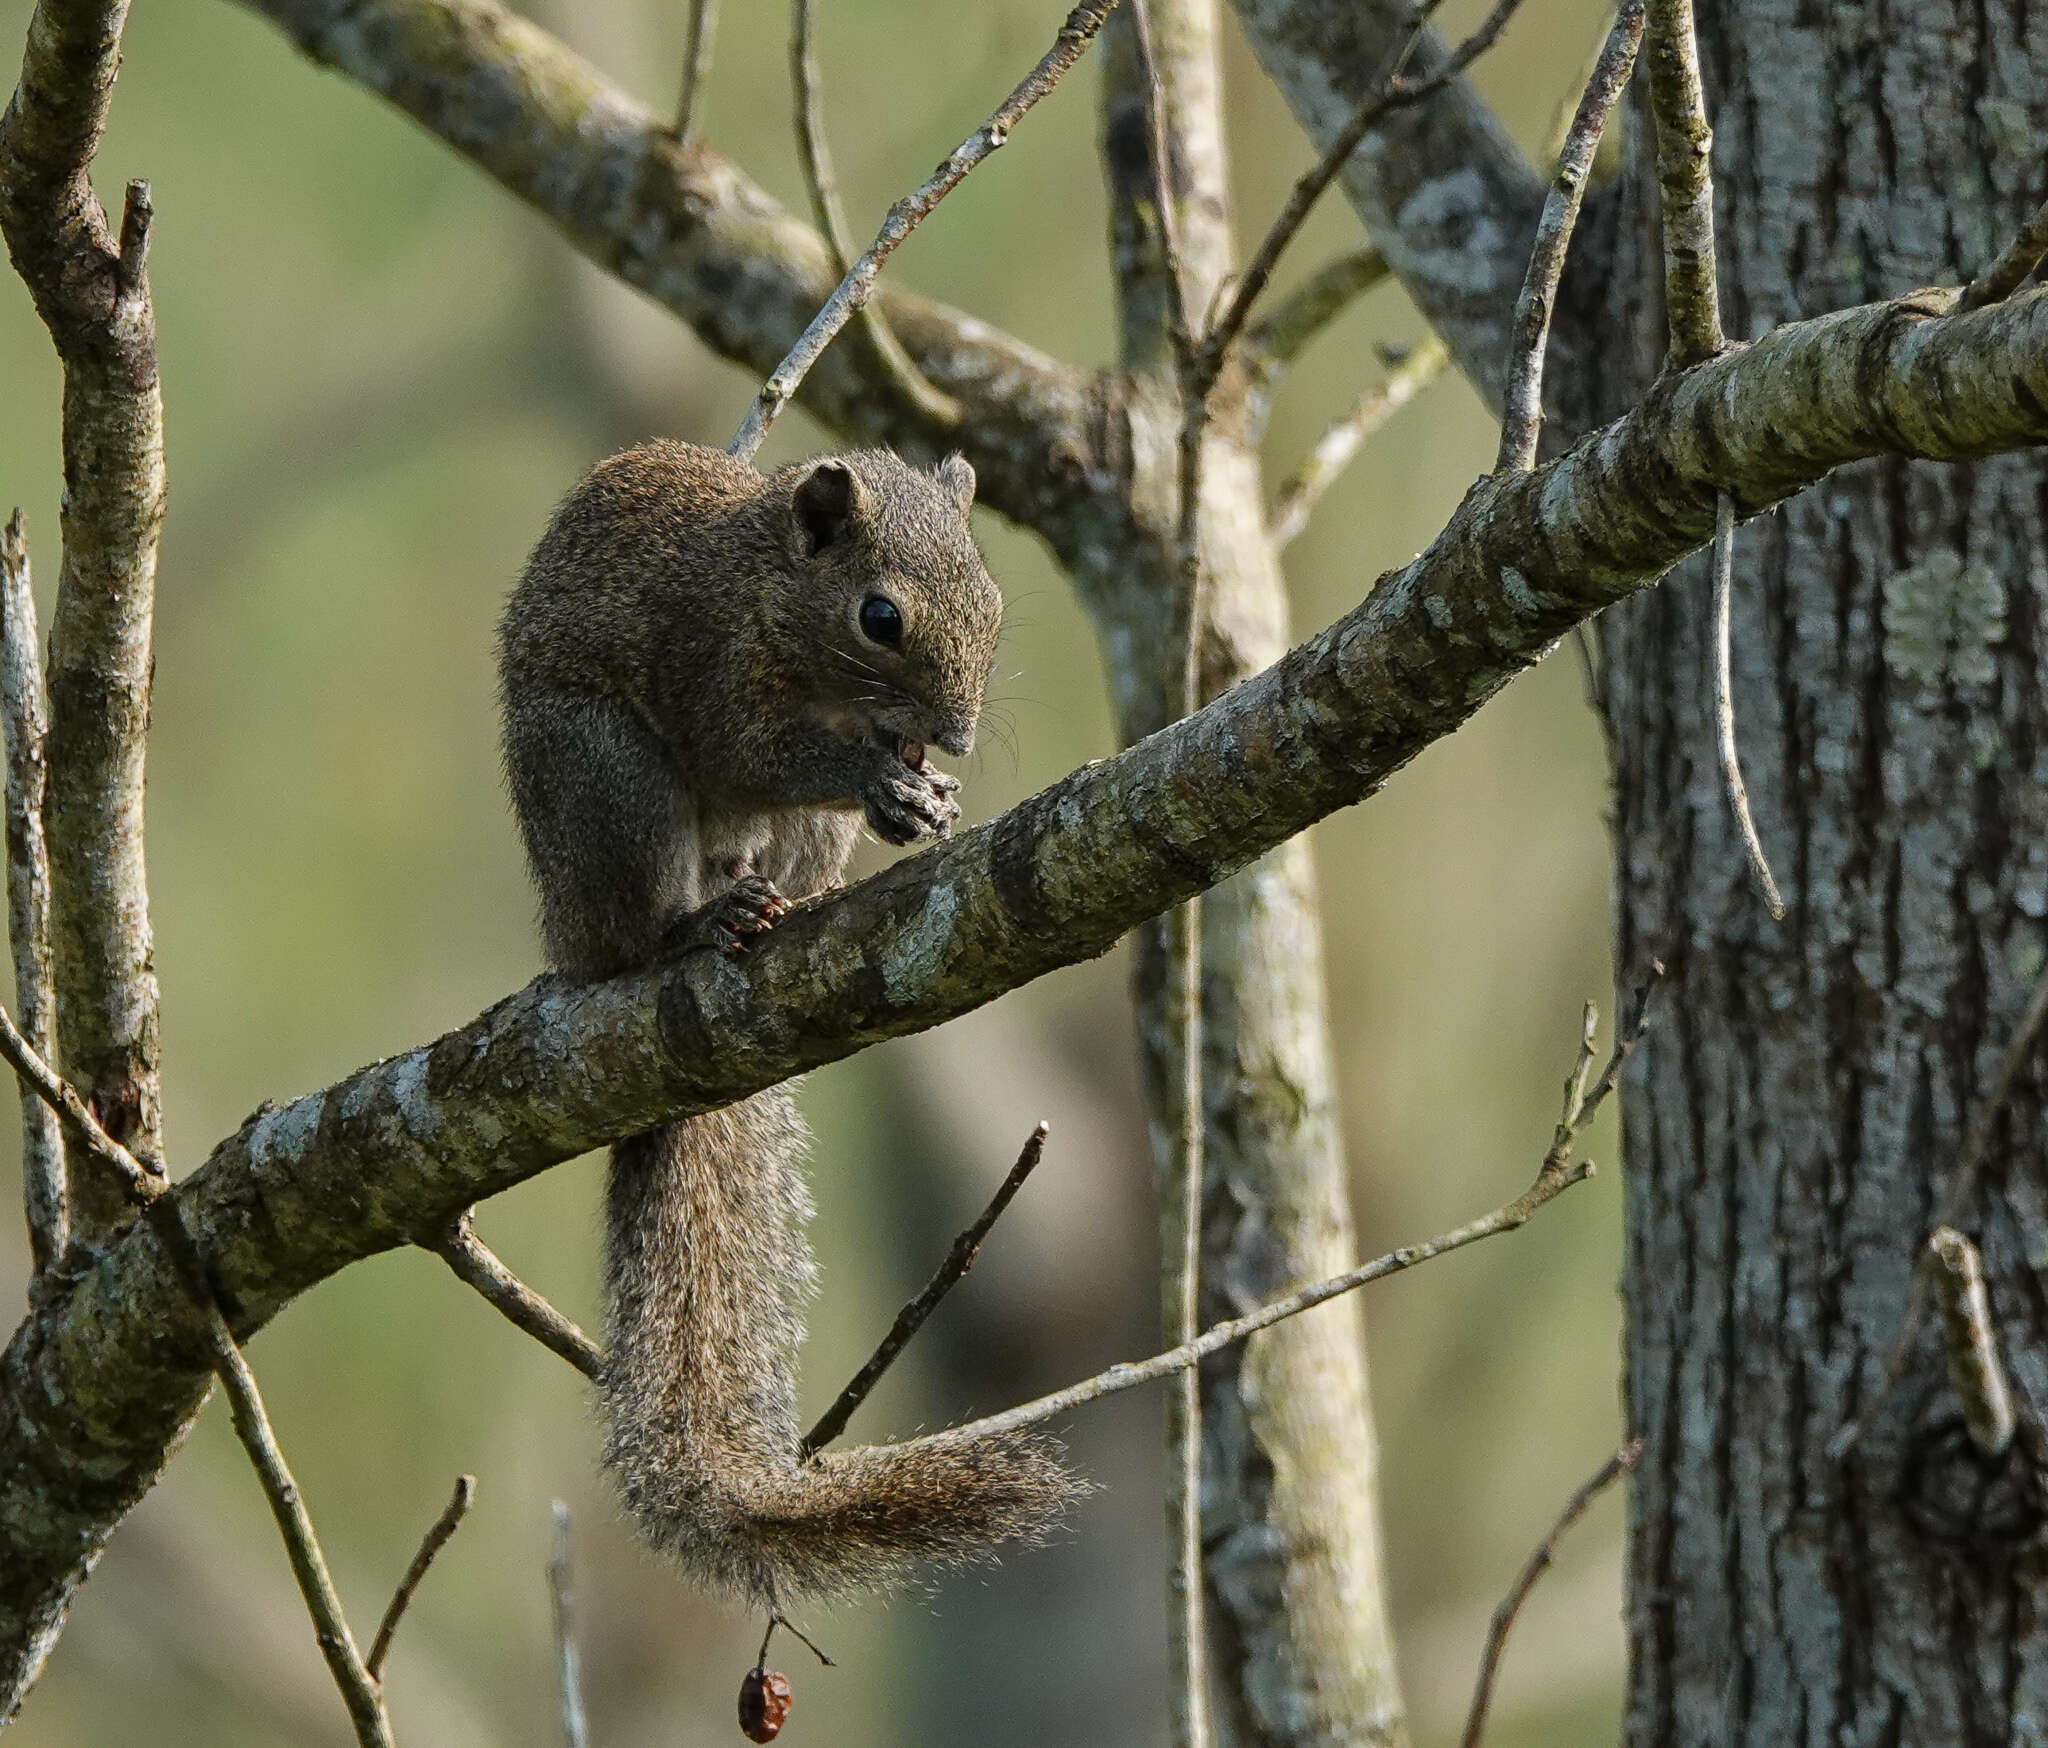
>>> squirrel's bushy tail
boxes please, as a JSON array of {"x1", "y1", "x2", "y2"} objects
[{"x1": 603, "y1": 1095, "x2": 1080, "y2": 1604}]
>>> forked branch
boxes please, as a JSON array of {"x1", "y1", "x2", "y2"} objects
[
  {"x1": 803, "y1": 1122, "x2": 1050, "y2": 1456},
  {"x1": 0, "y1": 10, "x2": 168, "y2": 1225},
  {"x1": 1495, "y1": 0, "x2": 1644, "y2": 472},
  {"x1": 791, "y1": 0, "x2": 960, "y2": 427},
  {"x1": 906, "y1": 979, "x2": 1658, "y2": 1452},
  {"x1": 728, "y1": 0, "x2": 1118, "y2": 459}
]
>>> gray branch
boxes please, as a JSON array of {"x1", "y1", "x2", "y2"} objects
[
  {"x1": 0, "y1": 2, "x2": 168, "y2": 1228},
  {"x1": 1225, "y1": 0, "x2": 1546, "y2": 400},
  {"x1": 234, "y1": 0, "x2": 1103, "y2": 539},
  {"x1": 728, "y1": 0, "x2": 1115, "y2": 458},
  {"x1": 0, "y1": 515, "x2": 62, "y2": 1276},
  {"x1": 4, "y1": 277, "x2": 2045, "y2": 1716}
]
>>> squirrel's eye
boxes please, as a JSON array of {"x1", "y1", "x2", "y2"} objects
[{"x1": 858, "y1": 595, "x2": 903, "y2": 648}]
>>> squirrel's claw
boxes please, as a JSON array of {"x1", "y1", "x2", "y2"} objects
[{"x1": 670, "y1": 874, "x2": 790, "y2": 955}]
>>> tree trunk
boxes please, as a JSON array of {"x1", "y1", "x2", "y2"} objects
[
  {"x1": 1095, "y1": 12, "x2": 1408, "y2": 1743},
  {"x1": 1594, "y1": 2, "x2": 2048, "y2": 1740}
]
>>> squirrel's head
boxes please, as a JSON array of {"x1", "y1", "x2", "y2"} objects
[{"x1": 776, "y1": 450, "x2": 1002, "y2": 760}]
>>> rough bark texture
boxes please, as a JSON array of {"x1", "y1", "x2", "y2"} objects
[
  {"x1": 1590, "y1": 2, "x2": 2048, "y2": 1740},
  {"x1": 1224, "y1": 0, "x2": 1544, "y2": 403},
  {"x1": 1100, "y1": 11, "x2": 1407, "y2": 1741},
  {"x1": 236, "y1": 0, "x2": 1107, "y2": 544},
  {"x1": 0, "y1": 0, "x2": 166, "y2": 1230},
  {"x1": 12, "y1": 272, "x2": 2048, "y2": 1710}
]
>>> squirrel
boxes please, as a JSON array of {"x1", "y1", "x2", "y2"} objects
[{"x1": 497, "y1": 439, "x2": 1078, "y2": 1606}]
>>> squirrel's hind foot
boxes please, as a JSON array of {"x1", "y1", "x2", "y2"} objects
[{"x1": 669, "y1": 874, "x2": 790, "y2": 956}]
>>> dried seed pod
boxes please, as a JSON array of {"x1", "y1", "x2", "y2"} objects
[{"x1": 738, "y1": 1665, "x2": 793, "y2": 1742}]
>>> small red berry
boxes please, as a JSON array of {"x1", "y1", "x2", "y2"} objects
[{"x1": 738, "y1": 1665, "x2": 793, "y2": 1742}]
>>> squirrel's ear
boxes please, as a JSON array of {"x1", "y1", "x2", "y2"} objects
[
  {"x1": 935, "y1": 452, "x2": 977, "y2": 517},
  {"x1": 793, "y1": 460, "x2": 861, "y2": 555}
]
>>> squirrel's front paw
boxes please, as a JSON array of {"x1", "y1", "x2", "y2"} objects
[
  {"x1": 862, "y1": 761, "x2": 961, "y2": 846},
  {"x1": 670, "y1": 874, "x2": 790, "y2": 955}
]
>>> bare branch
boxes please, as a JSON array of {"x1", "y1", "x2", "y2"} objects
[
  {"x1": 238, "y1": 0, "x2": 1102, "y2": 543},
  {"x1": 549, "y1": 1503, "x2": 588, "y2": 1748},
  {"x1": 0, "y1": 5, "x2": 168, "y2": 1231},
  {"x1": 1200, "y1": 0, "x2": 1529, "y2": 385},
  {"x1": 791, "y1": 0, "x2": 960, "y2": 427},
  {"x1": 1960, "y1": 194, "x2": 2048, "y2": 311},
  {"x1": 1644, "y1": 0, "x2": 1725, "y2": 365},
  {"x1": 673, "y1": 0, "x2": 717, "y2": 145},
  {"x1": 904, "y1": 983, "x2": 1655, "y2": 1452},
  {"x1": 1225, "y1": 0, "x2": 1545, "y2": 400},
  {"x1": 803, "y1": 1121, "x2": 1050, "y2": 1457},
  {"x1": 1495, "y1": 0, "x2": 1644, "y2": 473},
  {"x1": 365, "y1": 1474, "x2": 476, "y2": 1683},
  {"x1": 913, "y1": 1157, "x2": 1595, "y2": 1444},
  {"x1": 0, "y1": 1000, "x2": 160, "y2": 1204},
  {"x1": 434, "y1": 1211, "x2": 604, "y2": 1381},
  {"x1": 1458, "y1": 1440, "x2": 1642, "y2": 1748},
  {"x1": 8, "y1": 281, "x2": 2048, "y2": 1709},
  {"x1": 0, "y1": 515, "x2": 62, "y2": 1275},
  {"x1": 1270, "y1": 335, "x2": 1448, "y2": 548},
  {"x1": 1709, "y1": 492, "x2": 1785, "y2": 917},
  {"x1": 728, "y1": 0, "x2": 1118, "y2": 460},
  {"x1": 1927, "y1": 1228, "x2": 2016, "y2": 1458},
  {"x1": 200, "y1": 1299, "x2": 393, "y2": 1747}
]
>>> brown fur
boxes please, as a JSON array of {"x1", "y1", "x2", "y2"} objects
[{"x1": 498, "y1": 440, "x2": 1078, "y2": 1604}]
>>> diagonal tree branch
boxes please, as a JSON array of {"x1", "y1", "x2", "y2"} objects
[
  {"x1": 233, "y1": 0, "x2": 1105, "y2": 545},
  {"x1": 4, "y1": 277, "x2": 2046, "y2": 1715},
  {"x1": 789, "y1": 0, "x2": 961, "y2": 430},
  {"x1": 1225, "y1": 0, "x2": 1547, "y2": 400},
  {"x1": 729, "y1": 0, "x2": 1117, "y2": 459},
  {"x1": 1495, "y1": 0, "x2": 1644, "y2": 473},
  {"x1": 0, "y1": 1, "x2": 167, "y2": 1230}
]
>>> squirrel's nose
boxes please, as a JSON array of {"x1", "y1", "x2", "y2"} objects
[{"x1": 933, "y1": 719, "x2": 975, "y2": 758}]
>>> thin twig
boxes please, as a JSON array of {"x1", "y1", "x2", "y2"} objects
[
  {"x1": 0, "y1": 513, "x2": 62, "y2": 1275},
  {"x1": 0, "y1": 998, "x2": 160, "y2": 1202},
  {"x1": 1271, "y1": 336, "x2": 1448, "y2": 547},
  {"x1": 1198, "y1": 0, "x2": 1529, "y2": 379},
  {"x1": 550, "y1": 1502, "x2": 589, "y2": 1748},
  {"x1": 803, "y1": 1121, "x2": 1051, "y2": 1456},
  {"x1": 1459, "y1": 1439, "x2": 1642, "y2": 1748},
  {"x1": 729, "y1": 0, "x2": 1117, "y2": 460},
  {"x1": 673, "y1": 0, "x2": 718, "y2": 144},
  {"x1": 202, "y1": 1299, "x2": 394, "y2": 1746},
  {"x1": 1710, "y1": 492, "x2": 1786, "y2": 917},
  {"x1": 1927, "y1": 1228, "x2": 2016, "y2": 1458},
  {"x1": 906, "y1": 976, "x2": 1659, "y2": 1451},
  {"x1": 1835, "y1": 956, "x2": 2048, "y2": 1457},
  {"x1": 1129, "y1": 2, "x2": 1212, "y2": 1737},
  {"x1": 1245, "y1": 246, "x2": 1389, "y2": 380},
  {"x1": 434, "y1": 1210, "x2": 604, "y2": 1380},
  {"x1": 791, "y1": 0, "x2": 959, "y2": 427},
  {"x1": 1495, "y1": 0, "x2": 1644, "y2": 473},
  {"x1": 365, "y1": 1474, "x2": 476, "y2": 1683},
  {"x1": 1645, "y1": 0, "x2": 1725, "y2": 365},
  {"x1": 1959, "y1": 193, "x2": 2048, "y2": 311}
]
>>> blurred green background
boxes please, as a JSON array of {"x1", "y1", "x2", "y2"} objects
[{"x1": 0, "y1": 1, "x2": 1623, "y2": 1743}]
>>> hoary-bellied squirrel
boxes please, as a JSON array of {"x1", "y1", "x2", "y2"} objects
[{"x1": 498, "y1": 439, "x2": 1076, "y2": 1604}]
